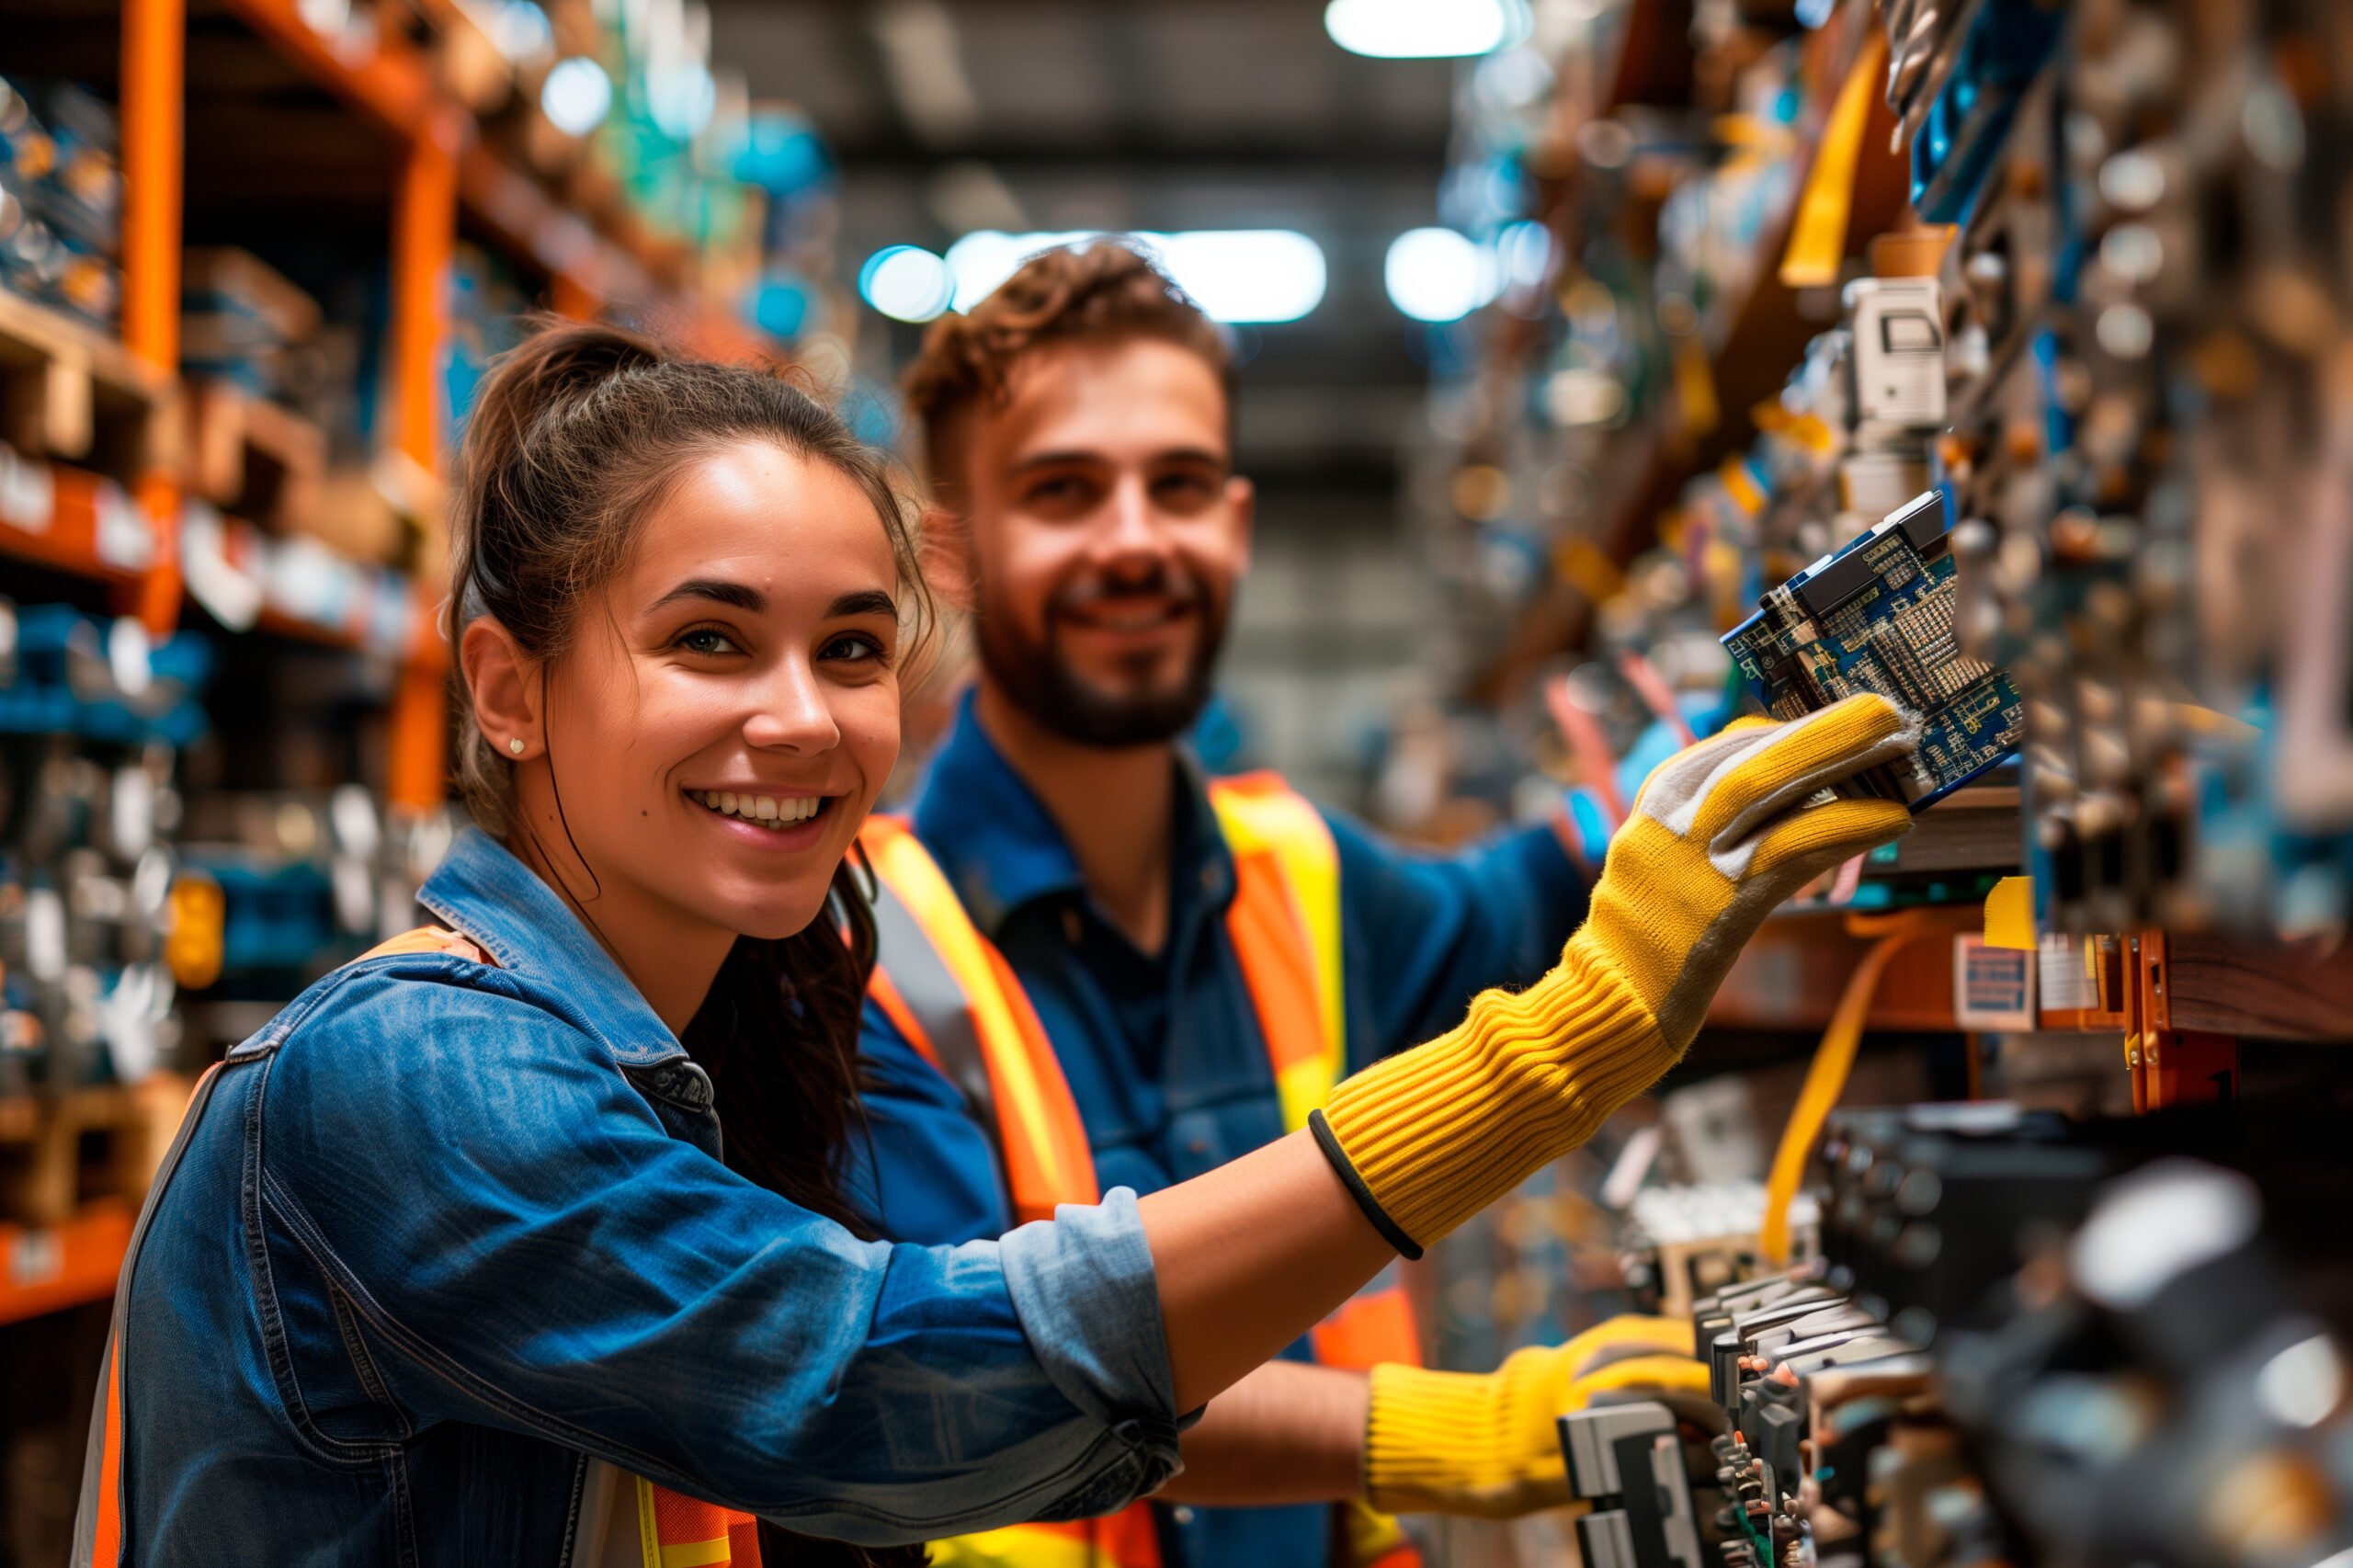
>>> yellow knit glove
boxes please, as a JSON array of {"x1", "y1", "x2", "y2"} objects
[
  {"x1": 1364, "y1": 1320, "x2": 1712, "y2": 1518},
  {"x1": 1313, "y1": 694, "x2": 1916, "y2": 1255}
]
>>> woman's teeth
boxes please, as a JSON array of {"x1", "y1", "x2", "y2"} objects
[{"x1": 692, "y1": 790, "x2": 823, "y2": 827}]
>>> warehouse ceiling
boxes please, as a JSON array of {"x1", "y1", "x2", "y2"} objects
[{"x1": 708, "y1": 0, "x2": 1458, "y2": 496}]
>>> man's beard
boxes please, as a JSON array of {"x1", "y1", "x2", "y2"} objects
[{"x1": 974, "y1": 562, "x2": 1231, "y2": 748}]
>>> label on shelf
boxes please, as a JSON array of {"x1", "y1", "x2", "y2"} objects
[
  {"x1": 0, "y1": 445, "x2": 55, "y2": 533},
  {"x1": 2038, "y1": 933, "x2": 2099, "y2": 1011},
  {"x1": 7, "y1": 1226, "x2": 63, "y2": 1289},
  {"x1": 94, "y1": 479, "x2": 155, "y2": 570},
  {"x1": 1953, "y1": 934, "x2": 2036, "y2": 1029}
]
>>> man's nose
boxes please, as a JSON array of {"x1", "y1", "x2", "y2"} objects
[{"x1": 1092, "y1": 472, "x2": 1170, "y2": 561}]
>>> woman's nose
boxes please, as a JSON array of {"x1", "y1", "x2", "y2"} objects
[{"x1": 741, "y1": 659, "x2": 841, "y2": 753}]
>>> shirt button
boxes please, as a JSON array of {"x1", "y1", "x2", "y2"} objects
[
  {"x1": 1061, "y1": 907, "x2": 1083, "y2": 944},
  {"x1": 1171, "y1": 1506, "x2": 1196, "y2": 1526},
  {"x1": 1188, "y1": 1139, "x2": 1209, "y2": 1156}
]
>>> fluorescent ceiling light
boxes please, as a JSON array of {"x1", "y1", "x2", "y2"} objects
[
  {"x1": 540, "y1": 56, "x2": 612, "y2": 136},
  {"x1": 1150, "y1": 232, "x2": 1327, "y2": 323},
  {"x1": 1325, "y1": 0, "x2": 1522, "y2": 58},
  {"x1": 942, "y1": 232, "x2": 1327, "y2": 323},
  {"x1": 1384, "y1": 227, "x2": 1495, "y2": 322},
  {"x1": 859, "y1": 245, "x2": 956, "y2": 323}
]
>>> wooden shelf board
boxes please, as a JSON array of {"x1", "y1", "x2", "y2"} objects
[
  {"x1": 1708, "y1": 908, "x2": 1961, "y2": 1033},
  {"x1": 2161, "y1": 932, "x2": 2353, "y2": 1041}
]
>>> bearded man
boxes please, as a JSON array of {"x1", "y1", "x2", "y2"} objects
[{"x1": 847, "y1": 243, "x2": 1704, "y2": 1568}]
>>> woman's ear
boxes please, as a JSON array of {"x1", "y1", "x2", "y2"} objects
[
  {"x1": 461, "y1": 618, "x2": 542, "y2": 760},
  {"x1": 916, "y1": 503, "x2": 976, "y2": 614}
]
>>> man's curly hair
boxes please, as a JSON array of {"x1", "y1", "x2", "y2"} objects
[{"x1": 901, "y1": 241, "x2": 1235, "y2": 495}]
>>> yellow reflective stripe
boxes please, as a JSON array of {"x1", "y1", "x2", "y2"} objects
[
  {"x1": 1210, "y1": 780, "x2": 1346, "y2": 1131},
  {"x1": 659, "y1": 1541, "x2": 733, "y2": 1568},
  {"x1": 635, "y1": 1475, "x2": 662, "y2": 1568},
  {"x1": 1276, "y1": 1057, "x2": 1336, "y2": 1142},
  {"x1": 926, "y1": 1528, "x2": 1102, "y2": 1568},
  {"x1": 866, "y1": 828, "x2": 1088, "y2": 1204}
]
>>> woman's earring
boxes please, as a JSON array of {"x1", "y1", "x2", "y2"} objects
[{"x1": 509, "y1": 738, "x2": 526, "y2": 756}]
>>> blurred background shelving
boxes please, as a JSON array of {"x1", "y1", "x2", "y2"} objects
[{"x1": 4, "y1": 0, "x2": 2353, "y2": 1562}]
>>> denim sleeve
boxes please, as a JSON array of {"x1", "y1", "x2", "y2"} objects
[
  {"x1": 256, "y1": 971, "x2": 1181, "y2": 1545},
  {"x1": 847, "y1": 996, "x2": 1016, "y2": 1246},
  {"x1": 1326, "y1": 807, "x2": 1592, "y2": 1066}
]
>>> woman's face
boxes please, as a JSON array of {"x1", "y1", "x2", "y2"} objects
[{"x1": 530, "y1": 440, "x2": 903, "y2": 948}]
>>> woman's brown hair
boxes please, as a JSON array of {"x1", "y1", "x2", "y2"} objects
[{"x1": 447, "y1": 319, "x2": 926, "y2": 1567}]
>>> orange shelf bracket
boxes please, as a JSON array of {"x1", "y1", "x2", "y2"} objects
[
  {"x1": 121, "y1": 0, "x2": 186, "y2": 635},
  {"x1": 2127, "y1": 930, "x2": 2238, "y2": 1112}
]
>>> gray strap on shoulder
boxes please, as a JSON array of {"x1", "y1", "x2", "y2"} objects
[{"x1": 868, "y1": 877, "x2": 1001, "y2": 1153}]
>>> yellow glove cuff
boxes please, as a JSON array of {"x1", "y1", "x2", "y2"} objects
[{"x1": 1312, "y1": 940, "x2": 1669, "y2": 1256}]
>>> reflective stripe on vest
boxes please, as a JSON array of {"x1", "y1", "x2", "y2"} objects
[
  {"x1": 635, "y1": 1474, "x2": 762, "y2": 1568},
  {"x1": 1204, "y1": 771, "x2": 1347, "y2": 1137}
]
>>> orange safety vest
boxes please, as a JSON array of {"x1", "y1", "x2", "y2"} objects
[{"x1": 861, "y1": 772, "x2": 1424, "y2": 1568}]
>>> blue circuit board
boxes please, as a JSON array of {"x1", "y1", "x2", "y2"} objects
[{"x1": 1722, "y1": 492, "x2": 2023, "y2": 810}]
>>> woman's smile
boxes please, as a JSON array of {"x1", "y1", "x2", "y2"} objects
[{"x1": 688, "y1": 788, "x2": 835, "y2": 833}]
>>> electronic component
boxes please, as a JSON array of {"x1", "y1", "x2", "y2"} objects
[
  {"x1": 1845, "y1": 278, "x2": 1947, "y2": 427},
  {"x1": 1559, "y1": 1402, "x2": 1707, "y2": 1568},
  {"x1": 1722, "y1": 491, "x2": 2023, "y2": 810}
]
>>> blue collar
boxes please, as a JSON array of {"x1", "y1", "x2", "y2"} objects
[
  {"x1": 416, "y1": 827, "x2": 686, "y2": 1067},
  {"x1": 908, "y1": 690, "x2": 1235, "y2": 939}
]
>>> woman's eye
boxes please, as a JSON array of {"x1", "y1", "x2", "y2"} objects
[
  {"x1": 676, "y1": 628, "x2": 742, "y2": 656},
  {"x1": 821, "y1": 632, "x2": 887, "y2": 665}
]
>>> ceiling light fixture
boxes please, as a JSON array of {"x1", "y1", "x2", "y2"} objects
[
  {"x1": 1384, "y1": 227, "x2": 1494, "y2": 322},
  {"x1": 941, "y1": 232, "x2": 1327, "y2": 323},
  {"x1": 1324, "y1": 0, "x2": 1524, "y2": 59}
]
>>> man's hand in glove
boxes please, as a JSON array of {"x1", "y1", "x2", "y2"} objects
[{"x1": 1364, "y1": 1316, "x2": 1713, "y2": 1519}]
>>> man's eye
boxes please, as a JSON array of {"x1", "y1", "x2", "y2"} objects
[{"x1": 677, "y1": 628, "x2": 742, "y2": 656}]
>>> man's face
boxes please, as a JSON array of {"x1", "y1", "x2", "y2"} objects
[{"x1": 950, "y1": 337, "x2": 1252, "y2": 748}]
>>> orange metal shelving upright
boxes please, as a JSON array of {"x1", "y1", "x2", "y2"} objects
[
  {"x1": 120, "y1": 0, "x2": 184, "y2": 636},
  {"x1": 386, "y1": 108, "x2": 462, "y2": 813}
]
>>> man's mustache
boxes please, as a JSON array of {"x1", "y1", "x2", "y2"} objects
[{"x1": 1050, "y1": 564, "x2": 1208, "y2": 616}]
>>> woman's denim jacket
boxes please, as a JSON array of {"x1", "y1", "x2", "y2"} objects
[{"x1": 77, "y1": 829, "x2": 1183, "y2": 1564}]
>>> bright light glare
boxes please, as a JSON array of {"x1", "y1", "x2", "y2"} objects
[
  {"x1": 1151, "y1": 232, "x2": 1326, "y2": 323},
  {"x1": 647, "y1": 60, "x2": 717, "y2": 140},
  {"x1": 540, "y1": 57, "x2": 612, "y2": 136},
  {"x1": 1326, "y1": 0, "x2": 1520, "y2": 58},
  {"x1": 487, "y1": 0, "x2": 552, "y2": 63},
  {"x1": 860, "y1": 245, "x2": 955, "y2": 323},
  {"x1": 1385, "y1": 227, "x2": 1493, "y2": 322},
  {"x1": 944, "y1": 231, "x2": 1327, "y2": 323}
]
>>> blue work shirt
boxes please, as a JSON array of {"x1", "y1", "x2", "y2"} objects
[
  {"x1": 848, "y1": 696, "x2": 1590, "y2": 1566},
  {"x1": 100, "y1": 827, "x2": 1185, "y2": 1565}
]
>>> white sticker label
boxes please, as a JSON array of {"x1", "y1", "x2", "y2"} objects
[
  {"x1": 2038, "y1": 933, "x2": 2099, "y2": 1011},
  {"x1": 8, "y1": 1227, "x2": 62, "y2": 1289},
  {"x1": 0, "y1": 446, "x2": 55, "y2": 533},
  {"x1": 94, "y1": 482, "x2": 157, "y2": 571}
]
